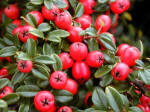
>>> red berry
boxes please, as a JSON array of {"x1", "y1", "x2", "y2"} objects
[
  {"x1": 34, "y1": 91, "x2": 55, "y2": 112},
  {"x1": 0, "y1": 86, "x2": 13, "y2": 99},
  {"x1": 18, "y1": 25, "x2": 37, "y2": 42},
  {"x1": 55, "y1": 12, "x2": 72, "y2": 30},
  {"x1": 12, "y1": 19, "x2": 22, "y2": 27},
  {"x1": 72, "y1": 61, "x2": 91, "y2": 84},
  {"x1": 140, "y1": 95, "x2": 150, "y2": 106},
  {"x1": 120, "y1": 47, "x2": 141, "y2": 67},
  {"x1": 49, "y1": 71, "x2": 68, "y2": 89},
  {"x1": 95, "y1": 15, "x2": 112, "y2": 34},
  {"x1": 80, "y1": 0, "x2": 96, "y2": 14},
  {"x1": 4, "y1": 4, "x2": 20, "y2": 20},
  {"x1": 84, "y1": 92, "x2": 92, "y2": 105},
  {"x1": 59, "y1": 53, "x2": 74, "y2": 70},
  {"x1": 64, "y1": 78, "x2": 78, "y2": 95},
  {"x1": 62, "y1": 0, "x2": 69, "y2": 10},
  {"x1": 68, "y1": 26, "x2": 83, "y2": 42},
  {"x1": 111, "y1": 62, "x2": 130, "y2": 81},
  {"x1": 17, "y1": 60, "x2": 33, "y2": 73},
  {"x1": 0, "y1": 68, "x2": 8, "y2": 77},
  {"x1": 12, "y1": 26, "x2": 22, "y2": 36},
  {"x1": 86, "y1": 51, "x2": 104, "y2": 68},
  {"x1": 117, "y1": 44, "x2": 130, "y2": 56},
  {"x1": 110, "y1": 0, "x2": 130, "y2": 14},
  {"x1": 26, "y1": 11, "x2": 44, "y2": 26},
  {"x1": 69, "y1": 42, "x2": 88, "y2": 61},
  {"x1": 58, "y1": 106, "x2": 72, "y2": 112},
  {"x1": 42, "y1": 5, "x2": 60, "y2": 21}
]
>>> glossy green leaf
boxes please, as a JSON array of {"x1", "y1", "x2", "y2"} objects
[
  {"x1": 31, "y1": 0, "x2": 43, "y2": 5},
  {"x1": 3, "y1": 93, "x2": 20, "y2": 105},
  {"x1": 29, "y1": 28, "x2": 44, "y2": 38},
  {"x1": 129, "y1": 107, "x2": 142, "y2": 112},
  {"x1": 53, "y1": 90, "x2": 73, "y2": 103},
  {"x1": 0, "y1": 78, "x2": 9, "y2": 89},
  {"x1": 138, "y1": 69, "x2": 150, "y2": 85},
  {"x1": 16, "y1": 85, "x2": 40, "y2": 97},
  {"x1": 0, "y1": 99, "x2": 7, "y2": 108},
  {"x1": 18, "y1": 103, "x2": 29, "y2": 112},
  {"x1": 88, "y1": 38, "x2": 99, "y2": 52},
  {"x1": 26, "y1": 39, "x2": 36, "y2": 58},
  {"x1": 0, "y1": 46, "x2": 17, "y2": 57},
  {"x1": 34, "y1": 55, "x2": 55, "y2": 64},
  {"x1": 38, "y1": 23, "x2": 51, "y2": 32},
  {"x1": 98, "y1": 0, "x2": 108, "y2": 4},
  {"x1": 53, "y1": 0, "x2": 67, "y2": 8},
  {"x1": 26, "y1": 14, "x2": 37, "y2": 27},
  {"x1": 75, "y1": 3, "x2": 84, "y2": 18},
  {"x1": 51, "y1": 54, "x2": 63, "y2": 71},
  {"x1": 92, "y1": 87, "x2": 108, "y2": 110},
  {"x1": 100, "y1": 74, "x2": 113, "y2": 87},
  {"x1": 44, "y1": 0, "x2": 53, "y2": 10}
]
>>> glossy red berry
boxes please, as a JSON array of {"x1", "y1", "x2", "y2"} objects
[
  {"x1": 64, "y1": 78, "x2": 78, "y2": 95},
  {"x1": 75, "y1": 14, "x2": 92, "y2": 30},
  {"x1": 140, "y1": 95, "x2": 150, "y2": 106},
  {"x1": 117, "y1": 44, "x2": 130, "y2": 56},
  {"x1": 17, "y1": 60, "x2": 33, "y2": 73},
  {"x1": 0, "y1": 68, "x2": 8, "y2": 77},
  {"x1": 62, "y1": 0, "x2": 69, "y2": 10},
  {"x1": 69, "y1": 42, "x2": 88, "y2": 61},
  {"x1": 4, "y1": 4, "x2": 19, "y2": 20},
  {"x1": 55, "y1": 12, "x2": 72, "y2": 30},
  {"x1": 86, "y1": 51, "x2": 104, "y2": 68},
  {"x1": 120, "y1": 47, "x2": 141, "y2": 67},
  {"x1": 18, "y1": 25, "x2": 37, "y2": 42},
  {"x1": 34, "y1": 91, "x2": 55, "y2": 112},
  {"x1": 111, "y1": 62, "x2": 130, "y2": 81},
  {"x1": 12, "y1": 19, "x2": 22, "y2": 27},
  {"x1": 49, "y1": 71, "x2": 68, "y2": 89},
  {"x1": 80, "y1": 0, "x2": 96, "y2": 14},
  {"x1": 42, "y1": 5, "x2": 60, "y2": 21},
  {"x1": 12, "y1": 26, "x2": 22, "y2": 36},
  {"x1": 84, "y1": 92, "x2": 92, "y2": 105},
  {"x1": 95, "y1": 15, "x2": 112, "y2": 34},
  {"x1": 68, "y1": 26, "x2": 83, "y2": 42},
  {"x1": 26, "y1": 11, "x2": 44, "y2": 25},
  {"x1": 110, "y1": 0, "x2": 130, "y2": 14},
  {"x1": 0, "y1": 86, "x2": 13, "y2": 99},
  {"x1": 72, "y1": 61, "x2": 91, "y2": 84},
  {"x1": 58, "y1": 106, "x2": 72, "y2": 112},
  {"x1": 59, "y1": 53, "x2": 74, "y2": 70}
]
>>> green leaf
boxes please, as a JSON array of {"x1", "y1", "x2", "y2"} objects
[
  {"x1": 16, "y1": 85, "x2": 40, "y2": 97},
  {"x1": 51, "y1": 54, "x2": 63, "y2": 71},
  {"x1": 79, "y1": 26, "x2": 97, "y2": 36},
  {"x1": 26, "y1": 39, "x2": 37, "y2": 58},
  {"x1": 85, "y1": 79, "x2": 94, "y2": 91},
  {"x1": 26, "y1": 14, "x2": 37, "y2": 27},
  {"x1": 136, "y1": 40, "x2": 144, "y2": 59},
  {"x1": 120, "y1": 94, "x2": 129, "y2": 109},
  {"x1": 32, "y1": 64, "x2": 50, "y2": 80},
  {"x1": 98, "y1": 0, "x2": 108, "y2": 4},
  {"x1": 0, "y1": 46, "x2": 17, "y2": 57},
  {"x1": 92, "y1": 87, "x2": 108, "y2": 110},
  {"x1": 53, "y1": 90, "x2": 73, "y2": 104},
  {"x1": 129, "y1": 107, "x2": 142, "y2": 112},
  {"x1": 94, "y1": 65, "x2": 114, "y2": 78},
  {"x1": 138, "y1": 69, "x2": 150, "y2": 85},
  {"x1": 17, "y1": 52, "x2": 32, "y2": 61},
  {"x1": 88, "y1": 38, "x2": 99, "y2": 52},
  {"x1": 136, "y1": 60, "x2": 144, "y2": 67},
  {"x1": 99, "y1": 33, "x2": 117, "y2": 52},
  {"x1": 44, "y1": 0, "x2": 53, "y2": 10},
  {"x1": 0, "y1": 99, "x2": 7, "y2": 108},
  {"x1": 11, "y1": 72, "x2": 27, "y2": 85},
  {"x1": 37, "y1": 80, "x2": 49, "y2": 88},
  {"x1": 18, "y1": 103, "x2": 29, "y2": 112},
  {"x1": 68, "y1": 0, "x2": 77, "y2": 11},
  {"x1": 34, "y1": 55, "x2": 55, "y2": 64},
  {"x1": 53, "y1": 0, "x2": 67, "y2": 8},
  {"x1": 2, "y1": 93, "x2": 20, "y2": 105},
  {"x1": 29, "y1": 28, "x2": 44, "y2": 38},
  {"x1": 105, "y1": 86, "x2": 123, "y2": 112},
  {"x1": 0, "y1": 78, "x2": 9, "y2": 89},
  {"x1": 75, "y1": 3, "x2": 84, "y2": 18},
  {"x1": 102, "y1": 50, "x2": 116, "y2": 64},
  {"x1": 100, "y1": 74, "x2": 113, "y2": 87},
  {"x1": 38, "y1": 23, "x2": 51, "y2": 32},
  {"x1": 31, "y1": 0, "x2": 43, "y2": 5}
]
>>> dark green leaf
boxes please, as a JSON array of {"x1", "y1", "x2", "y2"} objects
[
  {"x1": 100, "y1": 74, "x2": 113, "y2": 87},
  {"x1": 75, "y1": 3, "x2": 84, "y2": 18},
  {"x1": 51, "y1": 54, "x2": 63, "y2": 71},
  {"x1": 34, "y1": 55, "x2": 55, "y2": 64},
  {"x1": 31, "y1": 0, "x2": 43, "y2": 5},
  {"x1": 136, "y1": 40, "x2": 144, "y2": 58},
  {"x1": 79, "y1": 26, "x2": 97, "y2": 36},
  {"x1": 44, "y1": 0, "x2": 53, "y2": 10},
  {"x1": 17, "y1": 52, "x2": 32, "y2": 61},
  {"x1": 138, "y1": 69, "x2": 150, "y2": 85},
  {"x1": 53, "y1": 90, "x2": 73, "y2": 104},
  {"x1": 0, "y1": 78, "x2": 9, "y2": 89},
  {"x1": 53, "y1": 0, "x2": 67, "y2": 8},
  {"x1": 3, "y1": 93, "x2": 20, "y2": 105},
  {"x1": 88, "y1": 38, "x2": 99, "y2": 52},
  {"x1": 68, "y1": 0, "x2": 77, "y2": 11},
  {"x1": 38, "y1": 23, "x2": 51, "y2": 32},
  {"x1": 29, "y1": 28, "x2": 44, "y2": 38},
  {"x1": 129, "y1": 107, "x2": 142, "y2": 112},
  {"x1": 0, "y1": 46, "x2": 17, "y2": 57},
  {"x1": 16, "y1": 85, "x2": 40, "y2": 97},
  {"x1": 102, "y1": 50, "x2": 116, "y2": 64},
  {"x1": 18, "y1": 103, "x2": 29, "y2": 112}
]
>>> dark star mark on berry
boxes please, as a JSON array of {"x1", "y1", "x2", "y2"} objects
[
  {"x1": 97, "y1": 56, "x2": 102, "y2": 63},
  {"x1": 59, "y1": 13, "x2": 64, "y2": 20},
  {"x1": 20, "y1": 62, "x2": 26, "y2": 69},
  {"x1": 0, "y1": 89, "x2": 5, "y2": 94},
  {"x1": 52, "y1": 11, "x2": 58, "y2": 18},
  {"x1": 115, "y1": 71, "x2": 121, "y2": 77},
  {"x1": 22, "y1": 31, "x2": 28, "y2": 38},
  {"x1": 61, "y1": 108, "x2": 67, "y2": 112},
  {"x1": 54, "y1": 74, "x2": 63, "y2": 82},
  {"x1": 79, "y1": 78, "x2": 85, "y2": 84},
  {"x1": 119, "y1": 4, "x2": 124, "y2": 9},
  {"x1": 41, "y1": 99, "x2": 49, "y2": 106}
]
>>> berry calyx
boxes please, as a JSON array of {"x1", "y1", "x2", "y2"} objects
[
  {"x1": 111, "y1": 62, "x2": 130, "y2": 81},
  {"x1": 58, "y1": 106, "x2": 72, "y2": 112},
  {"x1": 17, "y1": 60, "x2": 33, "y2": 73},
  {"x1": 49, "y1": 71, "x2": 68, "y2": 89}
]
